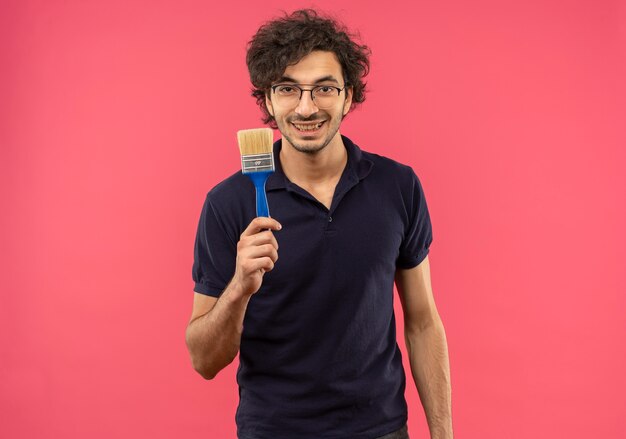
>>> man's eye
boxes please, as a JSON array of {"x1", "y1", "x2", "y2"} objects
[
  {"x1": 315, "y1": 86, "x2": 335, "y2": 96},
  {"x1": 276, "y1": 86, "x2": 297, "y2": 94}
]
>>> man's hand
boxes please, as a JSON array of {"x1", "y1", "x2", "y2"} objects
[{"x1": 230, "y1": 217, "x2": 281, "y2": 299}]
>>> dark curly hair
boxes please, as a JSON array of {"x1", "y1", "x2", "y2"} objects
[{"x1": 246, "y1": 9, "x2": 371, "y2": 128}]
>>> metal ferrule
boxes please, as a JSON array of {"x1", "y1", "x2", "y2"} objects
[{"x1": 241, "y1": 152, "x2": 275, "y2": 174}]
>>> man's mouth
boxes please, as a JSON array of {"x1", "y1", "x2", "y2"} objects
[{"x1": 291, "y1": 120, "x2": 326, "y2": 132}]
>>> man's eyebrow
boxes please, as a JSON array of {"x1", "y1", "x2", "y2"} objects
[
  {"x1": 312, "y1": 75, "x2": 340, "y2": 84},
  {"x1": 275, "y1": 75, "x2": 341, "y2": 85}
]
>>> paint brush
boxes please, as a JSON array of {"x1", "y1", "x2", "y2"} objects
[{"x1": 237, "y1": 128, "x2": 275, "y2": 217}]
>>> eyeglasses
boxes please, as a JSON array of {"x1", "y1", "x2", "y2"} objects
[{"x1": 270, "y1": 83, "x2": 348, "y2": 109}]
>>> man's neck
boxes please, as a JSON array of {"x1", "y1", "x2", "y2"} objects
[{"x1": 279, "y1": 133, "x2": 348, "y2": 186}]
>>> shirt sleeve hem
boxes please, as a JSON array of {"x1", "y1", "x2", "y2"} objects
[
  {"x1": 396, "y1": 248, "x2": 430, "y2": 270},
  {"x1": 193, "y1": 282, "x2": 224, "y2": 298}
]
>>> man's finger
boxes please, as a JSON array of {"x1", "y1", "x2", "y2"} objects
[
  {"x1": 241, "y1": 217, "x2": 282, "y2": 237},
  {"x1": 244, "y1": 244, "x2": 279, "y2": 262},
  {"x1": 247, "y1": 231, "x2": 279, "y2": 249}
]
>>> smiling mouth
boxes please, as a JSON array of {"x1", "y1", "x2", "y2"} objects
[{"x1": 292, "y1": 121, "x2": 326, "y2": 132}]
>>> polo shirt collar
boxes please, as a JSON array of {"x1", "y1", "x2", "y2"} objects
[{"x1": 265, "y1": 135, "x2": 374, "y2": 192}]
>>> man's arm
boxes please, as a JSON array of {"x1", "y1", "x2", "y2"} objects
[
  {"x1": 395, "y1": 255, "x2": 453, "y2": 439},
  {"x1": 185, "y1": 286, "x2": 250, "y2": 379},
  {"x1": 185, "y1": 217, "x2": 281, "y2": 380}
]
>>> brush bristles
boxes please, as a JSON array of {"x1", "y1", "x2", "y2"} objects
[{"x1": 237, "y1": 128, "x2": 274, "y2": 156}]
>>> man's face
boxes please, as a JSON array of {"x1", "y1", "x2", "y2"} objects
[{"x1": 265, "y1": 50, "x2": 353, "y2": 154}]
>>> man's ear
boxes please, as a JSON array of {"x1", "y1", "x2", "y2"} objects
[
  {"x1": 343, "y1": 85, "x2": 353, "y2": 116},
  {"x1": 265, "y1": 92, "x2": 275, "y2": 117}
]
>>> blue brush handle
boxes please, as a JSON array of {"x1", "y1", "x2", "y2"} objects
[{"x1": 248, "y1": 171, "x2": 271, "y2": 217}]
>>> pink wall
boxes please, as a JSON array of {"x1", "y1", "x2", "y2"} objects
[{"x1": 1, "y1": 0, "x2": 625, "y2": 438}]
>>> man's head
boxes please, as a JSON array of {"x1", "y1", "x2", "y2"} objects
[{"x1": 246, "y1": 9, "x2": 370, "y2": 153}]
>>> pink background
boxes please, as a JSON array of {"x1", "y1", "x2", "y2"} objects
[{"x1": 1, "y1": 0, "x2": 625, "y2": 438}]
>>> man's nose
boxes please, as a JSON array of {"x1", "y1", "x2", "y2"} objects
[{"x1": 295, "y1": 90, "x2": 319, "y2": 118}]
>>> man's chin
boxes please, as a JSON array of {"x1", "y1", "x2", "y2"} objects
[
  {"x1": 282, "y1": 134, "x2": 331, "y2": 155},
  {"x1": 290, "y1": 141, "x2": 328, "y2": 154}
]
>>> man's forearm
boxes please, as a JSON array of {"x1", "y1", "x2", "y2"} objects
[
  {"x1": 405, "y1": 317, "x2": 453, "y2": 439},
  {"x1": 185, "y1": 283, "x2": 251, "y2": 379}
]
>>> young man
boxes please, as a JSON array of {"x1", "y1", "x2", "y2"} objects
[{"x1": 186, "y1": 9, "x2": 453, "y2": 439}]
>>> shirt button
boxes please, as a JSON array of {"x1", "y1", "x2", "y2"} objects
[{"x1": 328, "y1": 216, "x2": 333, "y2": 222}]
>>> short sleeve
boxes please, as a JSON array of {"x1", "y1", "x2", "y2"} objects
[
  {"x1": 191, "y1": 194, "x2": 237, "y2": 297},
  {"x1": 396, "y1": 170, "x2": 433, "y2": 269}
]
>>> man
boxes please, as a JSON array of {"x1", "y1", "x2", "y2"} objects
[{"x1": 186, "y1": 9, "x2": 453, "y2": 439}]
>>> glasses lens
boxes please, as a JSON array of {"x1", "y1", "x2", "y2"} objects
[
  {"x1": 273, "y1": 85, "x2": 300, "y2": 107},
  {"x1": 312, "y1": 86, "x2": 340, "y2": 108}
]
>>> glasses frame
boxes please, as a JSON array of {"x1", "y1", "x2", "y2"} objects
[{"x1": 270, "y1": 83, "x2": 349, "y2": 107}]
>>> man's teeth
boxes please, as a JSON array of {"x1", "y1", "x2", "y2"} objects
[{"x1": 294, "y1": 122, "x2": 323, "y2": 131}]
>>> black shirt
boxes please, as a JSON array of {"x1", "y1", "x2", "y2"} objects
[{"x1": 192, "y1": 135, "x2": 433, "y2": 439}]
